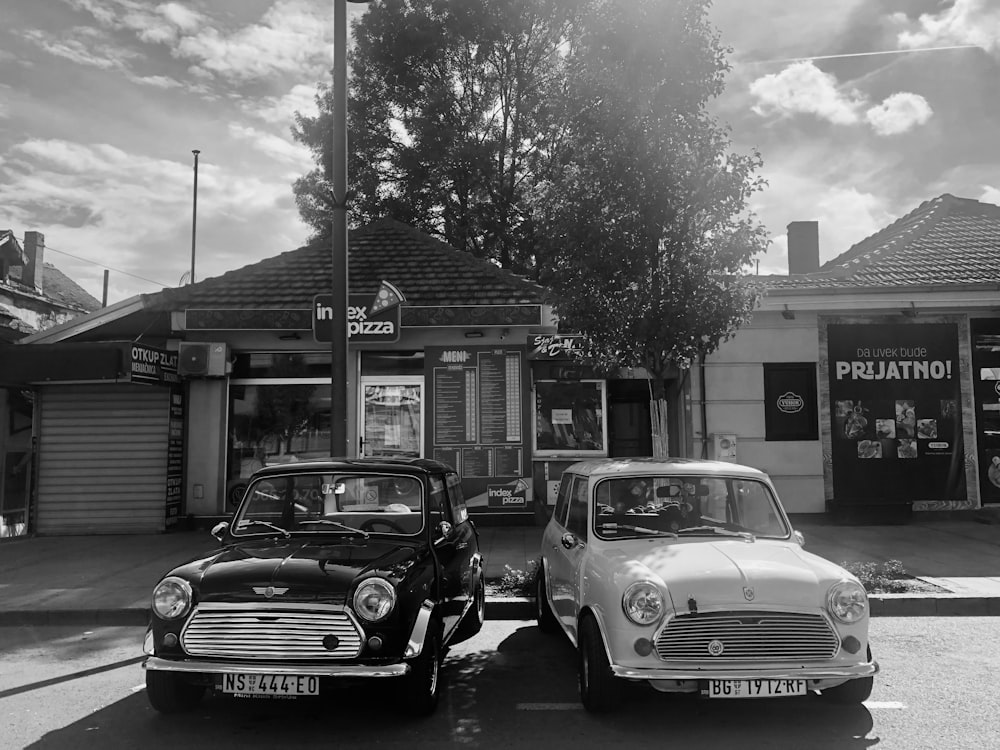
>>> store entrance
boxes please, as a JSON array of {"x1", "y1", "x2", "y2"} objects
[{"x1": 607, "y1": 380, "x2": 653, "y2": 458}]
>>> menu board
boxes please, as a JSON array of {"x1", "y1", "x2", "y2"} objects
[{"x1": 426, "y1": 346, "x2": 526, "y2": 479}]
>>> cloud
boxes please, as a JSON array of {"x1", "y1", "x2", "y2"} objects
[
  {"x1": 0, "y1": 138, "x2": 306, "y2": 298},
  {"x1": 980, "y1": 186, "x2": 1000, "y2": 205},
  {"x1": 22, "y1": 27, "x2": 136, "y2": 70},
  {"x1": 227, "y1": 123, "x2": 314, "y2": 167},
  {"x1": 749, "y1": 62, "x2": 863, "y2": 125},
  {"x1": 173, "y1": 1, "x2": 332, "y2": 83},
  {"x1": 748, "y1": 61, "x2": 933, "y2": 135},
  {"x1": 864, "y1": 92, "x2": 933, "y2": 136},
  {"x1": 244, "y1": 84, "x2": 320, "y2": 125},
  {"x1": 895, "y1": 0, "x2": 1000, "y2": 56},
  {"x1": 59, "y1": 0, "x2": 333, "y2": 85}
]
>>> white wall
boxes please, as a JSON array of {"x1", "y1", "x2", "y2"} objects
[{"x1": 696, "y1": 311, "x2": 825, "y2": 513}]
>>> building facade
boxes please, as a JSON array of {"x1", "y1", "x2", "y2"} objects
[{"x1": 6, "y1": 195, "x2": 1000, "y2": 534}]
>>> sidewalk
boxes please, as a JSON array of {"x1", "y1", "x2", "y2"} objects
[{"x1": 1, "y1": 516, "x2": 999, "y2": 625}]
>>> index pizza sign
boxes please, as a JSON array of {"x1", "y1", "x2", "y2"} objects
[{"x1": 313, "y1": 281, "x2": 404, "y2": 343}]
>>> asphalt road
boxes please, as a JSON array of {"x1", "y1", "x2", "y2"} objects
[{"x1": 1, "y1": 618, "x2": 997, "y2": 749}]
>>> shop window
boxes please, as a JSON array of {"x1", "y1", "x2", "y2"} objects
[
  {"x1": 763, "y1": 363, "x2": 818, "y2": 441},
  {"x1": 228, "y1": 352, "x2": 332, "y2": 485},
  {"x1": 534, "y1": 380, "x2": 607, "y2": 456}
]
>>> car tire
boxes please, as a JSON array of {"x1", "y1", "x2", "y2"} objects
[
  {"x1": 453, "y1": 571, "x2": 486, "y2": 644},
  {"x1": 535, "y1": 568, "x2": 559, "y2": 634},
  {"x1": 578, "y1": 615, "x2": 622, "y2": 713},
  {"x1": 821, "y1": 675, "x2": 873, "y2": 704},
  {"x1": 404, "y1": 623, "x2": 443, "y2": 717},
  {"x1": 821, "y1": 646, "x2": 875, "y2": 704},
  {"x1": 145, "y1": 671, "x2": 205, "y2": 714}
]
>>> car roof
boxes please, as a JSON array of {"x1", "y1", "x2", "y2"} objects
[
  {"x1": 251, "y1": 456, "x2": 454, "y2": 479},
  {"x1": 562, "y1": 457, "x2": 769, "y2": 480}
]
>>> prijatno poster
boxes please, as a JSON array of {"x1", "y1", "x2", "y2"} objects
[{"x1": 827, "y1": 323, "x2": 966, "y2": 505}]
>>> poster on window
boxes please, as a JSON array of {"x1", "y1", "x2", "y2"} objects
[{"x1": 827, "y1": 323, "x2": 966, "y2": 505}]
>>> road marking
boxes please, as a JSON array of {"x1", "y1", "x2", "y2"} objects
[
  {"x1": 516, "y1": 702, "x2": 582, "y2": 711},
  {"x1": 864, "y1": 701, "x2": 906, "y2": 709}
]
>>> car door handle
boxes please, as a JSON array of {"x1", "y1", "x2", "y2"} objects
[{"x1": 455, "y1": 542, "x2": 468, "y2": 550}]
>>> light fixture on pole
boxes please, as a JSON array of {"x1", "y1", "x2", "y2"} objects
[{"x1": 190, "y1": 149, "x2": 200, "y2": 285}]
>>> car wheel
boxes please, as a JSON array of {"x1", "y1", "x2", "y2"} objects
[
  {"x1": 404, "y1": 624, "x2": 442, "y2": 717},
  {"x1": 145, "y1": 671, "x2": 205, "y2": 714},
  {"x1": 821, "y1": 676, "x2": 873, "y2": 704},
  {"x1": 578, "y1": 616, "x2": 622, "y2": 713},
  {"x1": 453, "y1": 571, "x2": 486, "y2": 644},
  {"x1": 535, "y1": 568, "x2": 559, "y2": 634},
  {"x1": 821, "y1": 646, "x2": 875, "y2": 704}
]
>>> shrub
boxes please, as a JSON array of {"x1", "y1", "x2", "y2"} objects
[
  {"x1": 840, "y1": 559, "x2": 909, "y2": 594},
  {"x1": 490, "y1": 559, "x2": 540, "y2": 597}
]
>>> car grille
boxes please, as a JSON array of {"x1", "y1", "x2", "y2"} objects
[
  {"x1": 655, "y1": 610, "x2": 840, "y2": 662},
  {"x1": 181, "y1": 603, "x2": 364, "y2": 660}
]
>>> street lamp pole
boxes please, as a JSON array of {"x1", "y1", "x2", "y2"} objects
[{"x1": 330, "y1": 0, "x2": 350, "y2": 456}]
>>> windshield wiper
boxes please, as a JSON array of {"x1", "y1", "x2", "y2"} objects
[
  {"x1": 599, "y1": 522, "x2": 677, "y2": 538},
  {"x1": 242, "y1": 520, "x2": 291, "y2": 538},
  {"x1": 298, "y1": 519, "x2": 369, "y2": 539},
  {"x1": 677, "y1": 525, "x2": 755, "y2": 541}
]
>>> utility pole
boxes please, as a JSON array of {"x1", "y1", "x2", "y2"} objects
[
  {"x1": 190, "y1": 149, "x2": 200, "y2": 285},
  {"x1": 329, "y1": 1, "x2": 350, "y2": 456}
]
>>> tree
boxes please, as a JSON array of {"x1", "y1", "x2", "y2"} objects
[
  {"x1": 292, "y1": 0, "x2": 576, "y2": 276},
  {"x1": 532, "y1": 0, "x2": 769, "y2": 455}
]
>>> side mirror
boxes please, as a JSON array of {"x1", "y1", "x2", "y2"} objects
[
  {"x1": 793, "y1": 529, "x2": 805, "y2": 547},
  {"x1": 211, "y1": 521, "x2": 230, "y2": 541}
]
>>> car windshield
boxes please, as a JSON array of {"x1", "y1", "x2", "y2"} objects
[
  {"x1": 593, "y1": 475, "x2": 789, "y2": 541},
  {"x1": 232, "y1": 472, "x2": 424, "y2": 537}
]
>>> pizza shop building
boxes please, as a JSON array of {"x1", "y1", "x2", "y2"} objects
[{"x1": 12, "y1": 220, "x2": 678, "y2": 533}]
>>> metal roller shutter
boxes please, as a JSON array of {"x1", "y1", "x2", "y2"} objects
[{"x1": 35, "y1": 384, "x2": 171, "y2": 534}]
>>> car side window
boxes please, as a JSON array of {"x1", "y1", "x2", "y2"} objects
[
  {"x1": 565, "y1": 477, "x2": 589, "y2": 541},
  {"x1": 445, "y1": 473, "x2": 469, "y2": 524},
  {"x1": 553, "y1": 474, "x2": 573, "y2": 527}
]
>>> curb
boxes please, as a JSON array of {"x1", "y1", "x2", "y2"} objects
[{"x1": 4, "y1": 595, "x2": 999, "y2": 627}]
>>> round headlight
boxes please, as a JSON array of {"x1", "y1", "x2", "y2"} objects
[
  {"x1": 152, "y1": 576, "x2": 193, "y2": 620},
  {"x1": 622, "y1": 581, "x2": 664, "y2": 626},
  {"x1": 827, "y1": 580, "x2": 868, "y2": 623},
  {"x1": 353, "y1": 577, "x2": 396, "y2": 623}
]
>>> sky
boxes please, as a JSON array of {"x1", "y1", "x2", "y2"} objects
[{"x1": 1, "y1": 0, "x2": 998, "y2": 306}]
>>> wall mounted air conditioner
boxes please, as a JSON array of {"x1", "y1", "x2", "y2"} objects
[{"x1": 178, "y1": 342, "x2": 229, "y2": 378}]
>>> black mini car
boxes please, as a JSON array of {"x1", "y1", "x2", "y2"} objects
[{"x1": 142, "y1": 457, "x2": 485, "y2": 716}]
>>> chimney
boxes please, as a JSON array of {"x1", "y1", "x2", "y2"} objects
[
  {"x1": 23, "y1": 231, "x2": 45, "y2": 292},
  {"x1": 786, "y1": 221, "x2": 819, "y2": 275}
]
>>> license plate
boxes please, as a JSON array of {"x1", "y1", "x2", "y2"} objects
[
  {"x1": 221, "y1": 673, "x2": 319, "y2": 697},
  {"x1": 706, "y1": 679, "x2": 807, "y2": 698}
]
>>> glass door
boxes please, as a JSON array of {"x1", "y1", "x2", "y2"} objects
[{"x1": 360, "y1": 376, "x2": 423, "y2": 458}]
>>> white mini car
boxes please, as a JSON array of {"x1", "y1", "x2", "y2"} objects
[{"x1": 536, "y1": 458, "x2": 878, "y2": 712}]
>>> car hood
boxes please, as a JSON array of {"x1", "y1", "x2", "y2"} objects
[
  {"x1": 167, "y1": 537, "x2": 424, "y2": 604},
  {"x1": 623, "y1": 539, "x2": 850, "y2": 612}
]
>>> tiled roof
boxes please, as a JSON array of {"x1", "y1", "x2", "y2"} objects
[
  {"x1": 39, "y1": 263, "x2": 102, "y2": 313},
  {"x1": 766, "y1": 194, "x2": 1000, "y2": 292},
  {"x1": 147, "y1": 219, "x2": 548, "y2": 311}
]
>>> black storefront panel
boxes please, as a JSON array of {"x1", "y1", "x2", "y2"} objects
[
  {"x1": 827, "y1": 323, "x2": 966, "y2": 506},
  {"x1": 763, "y1": 363, "x2": 818, "y2": 441}
]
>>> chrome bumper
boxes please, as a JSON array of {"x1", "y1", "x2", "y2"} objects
[
  {"x1": 143, "y1": 656, "x2": 408, "y2": 679},
  {"x1": 612, "y1": 661, "x2": 879, "y2": 681}
]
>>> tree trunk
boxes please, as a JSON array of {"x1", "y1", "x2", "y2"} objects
[{"x1": 650, "y1": 398, "x2": 669, "y2": 457}]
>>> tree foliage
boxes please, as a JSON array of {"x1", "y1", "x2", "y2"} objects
[
  {"x1": 532, "y1": 0, "x2": 768, "y2": 401},
  {"x1": 292, "y1": 0, "x2": 769, "y2": 427},
  {"x1": 293, "y1": 0, "x2": 574, "y2": 275}
]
